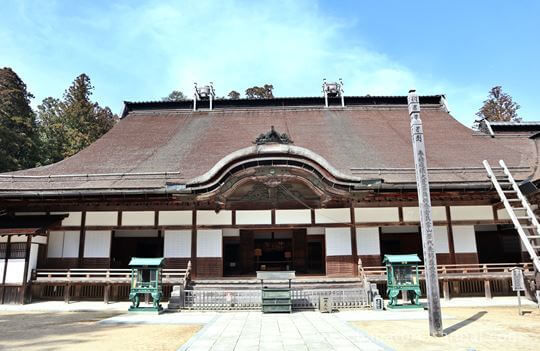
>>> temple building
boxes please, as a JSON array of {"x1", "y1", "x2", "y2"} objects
[{"x1": 0, "y1": 89, "x2": 538, "y2": 304}]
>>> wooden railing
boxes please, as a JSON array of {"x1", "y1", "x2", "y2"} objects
[
  {"x1": 32, "y1": 267, "x2": 189, "y2": 284},
  {"x1": 361, "y1": 262, "x2": 535, "y2": 282},
  {"x1": 360, "y1": 261, "x2": 535, "y2": 300},
  {"x1": 31, "y1": 262, "x2": 192, "y2": 303}
]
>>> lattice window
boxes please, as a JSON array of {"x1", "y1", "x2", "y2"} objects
[
  {"x1": 0, "y1": 243, "x2": 6, "y2": 258},
  {"x1": 9, "y1": 243, "x2": 26, "y2": 258}
]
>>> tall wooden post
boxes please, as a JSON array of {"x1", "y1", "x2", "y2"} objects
[{"x1": 408, "y1": 90, "x2": 444, "y2": 337}]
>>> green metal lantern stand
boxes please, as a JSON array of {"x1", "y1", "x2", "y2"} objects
[
  {"x1": 128, "y1": 257, "x2": 165, "y2": 313},
  {"x1": 383, "y1": 254, "x2": 423, "y2": 309}
]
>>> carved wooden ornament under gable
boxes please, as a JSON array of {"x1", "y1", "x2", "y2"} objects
[{"x1": 253, "y1": 126, "x2": 294, "y2": 145}]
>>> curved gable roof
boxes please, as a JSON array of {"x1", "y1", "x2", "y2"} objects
[{"x1": 0, "y1": 96, "x2": 537, "y2": 193}]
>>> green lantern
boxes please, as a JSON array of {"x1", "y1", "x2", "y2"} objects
[
  {"x1": 383, "y1": 254, "x2": 423, "y2": 309},
  {"x1": 128, "y1": 257, "x2": 165, "y2": 313}
]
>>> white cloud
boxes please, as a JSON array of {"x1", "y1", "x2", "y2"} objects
[{"x1": 0, "y1": 0, "x2": 484, "y2": 125}]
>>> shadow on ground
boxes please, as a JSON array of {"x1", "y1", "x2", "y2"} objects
[{"x1": 444, "y1": 311, "x2": 487, "y2": 335}]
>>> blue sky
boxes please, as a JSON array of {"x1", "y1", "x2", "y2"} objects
[{"x1": 1, "y1": 0, "x2": 539, "y2": 126}]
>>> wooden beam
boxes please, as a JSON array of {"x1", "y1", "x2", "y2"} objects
[
  {"x1": 350, "y1": 207, "x2": 358, "y2": 276},
  {"x1": 20, "y1": 235, "x2": 32, "y2": 304},
  {"x1": 78, "y1": 212, "x2": 86, "y2": 268},
  {"x1": 191, "y1": 211, "x2": 197, "y2": 278}
]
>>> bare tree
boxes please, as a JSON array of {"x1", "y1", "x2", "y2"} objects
[{"x1": 476, "y1": 86, "x2": 521, "y2": 123}]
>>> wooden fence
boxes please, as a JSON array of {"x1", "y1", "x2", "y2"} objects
[
  {"x1": 31, "y1": 261, "x2": 191, "y2": 303},
  {"x1": 360, "y1": 261, "x2": 536, "y2": 299}
]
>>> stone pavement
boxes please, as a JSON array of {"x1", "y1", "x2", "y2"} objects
[{"x1": 178, "y1": 311, "x2": 391, "y2": 351}]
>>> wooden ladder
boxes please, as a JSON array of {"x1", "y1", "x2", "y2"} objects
[{"x1": 483, "y1": 159, "x2": 540, "y2": 272}]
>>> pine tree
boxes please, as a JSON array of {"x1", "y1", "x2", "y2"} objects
[
  {"x1": 162, "y1": 90, "x2": 187, "y2": 101},
  {"x1": 38, "y1": 74, "x2": 117, "y2": 164},
  {"x1": 245, "y1": 84, "x2": 274, "y2": 99},
  {"x1": 0, "y1": 67, "x2": 40, "y2": 172},
  {"x1": 228, "y1": 90, "x2": 241, "y2": 99}
]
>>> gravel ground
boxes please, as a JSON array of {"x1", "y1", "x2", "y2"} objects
[
  {"x1": 0, "y1": 311, "x2": 200, "y2": 351},
  {"x1": 352, "y1": 306, "x2": 540, "y2": 351}
]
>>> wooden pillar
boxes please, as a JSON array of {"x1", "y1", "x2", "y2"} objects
[
  {"x1": 20, "y1": 235, "x2": 32, "y2": 304},
  {"x1": 1, "y1": 236, "x2": 11, "y2": 304},
  {"x1": 350, "y1": 207, "x2": 358, "y2": 276},
  {"x1": 191, "y1": 210, "x2": 197, "y2": 278},
  {"x1": 78, "y1": 212, "x2": 86, "y2": 268},
  {"x1": 445, "y1": 206, "x2": 456, "y2": 264}
]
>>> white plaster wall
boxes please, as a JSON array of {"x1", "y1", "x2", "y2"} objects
[
  {"x1": 27, "y1": 243, "x2": 39, "y2": 281},
  {"x1": 450, "y1": 206, "x2": 493, "y2": 221},
  {"x1": 47, "y1": 231, "x2": 64, "y2": 258},
  {"x1": 5, "y1": 259, "x2": 25, "y2": 284},
  {"x1": 275, "y1": 209, "x2": 311, "y2": 224},
  {"x1": 434, "y1": 226, "x2": 450, "y2": 253},
  {"x1": 236, "y1": 210, "x2": 271, "y2": 225},
  {"x1": 51, "y1": 212, "x2": 82, "y2": 227},
  {"x1": 325, "y1": 227, "x2": 352, "y2": 256},
  {"x1": 402, "y1": 207, "x2": 447, "y2": 222},
  {"x1": 452, "y1": 225, "x2": 478, "y2": 253},
  {"x1": 307, "y1": 227, "x2": 325, "y2": 235},
  {"x1": 316, "y1": 208, "x2": 351, "y2": 224},
  {"x1": 356, "y1": 227, "x2": 380, "y2": 255},
  {"x1": 122, "y1": 211, "x2": 155, "y2": 226},
  {"x1": 197, "y1": 230, "x2": 222, "y2": 257},
  {"x1": 497, "y1": 208, "x2": 511, "y2": 220},
  {"x1": 0, "y1": 261, "x2": 4, "y2": 283},
  {"x1": 84, "y1": 230, "x2": 111, "y2": 257},
  {"x1": 355, "y1": 207, "x2": 399, "y2": 223},
  {"x1": 222, "y1": 228, "x2": 240, "y2": 237},
  {"x1": 158, "y1": 211, "x2": 192, "y2": 225},
  {"x1": 164, "y1": 230, "x2": 191, "y2": 258},
  {"x1": 32, "y1": 236, "x2": 47, "y2": 245},
  {"x1": 85, "y1": 212, "x2": 118, "y2": 226},
  {"x1": 0, "y1": 236, "x2": 6, "y2": 243},
  {"x1": 62, "y1": 231, "x2": 80, "y2": 258},
  {"x1": 115, "y1": 229, "x2": 158, "y2": 237},
  {"x1": 10, "y1": 235, "x2": 28, "y2": 243},
  {"x1": 196, "y1": 211, "x2": 232, "y2": 225}
]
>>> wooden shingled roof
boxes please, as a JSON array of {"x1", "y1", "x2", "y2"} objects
[{"x1": 0, "y1": 95, "x2": 537, "y2": 195}]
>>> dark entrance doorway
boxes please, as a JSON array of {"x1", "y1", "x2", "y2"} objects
[
  {"x1": 307, "y1": 237, "x2": 325, "y2": 274},
  {"x1": 380, "y1": 227, "x2": 424, "y2": 262},
  {"x1": 476, "y1": 225, "x2": 522, "y2": 263},
  {"x1": 226, "y1": 228, "x2": 319, "y2": 275},
  {"x1": 223, "y1": 237, "x2": 241, "y2": 276},
  {"x1": 110, "y1": 230, "x2": 163, "y2": 268}
]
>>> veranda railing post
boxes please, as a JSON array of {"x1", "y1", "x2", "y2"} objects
[{"x1": 483, "y1": 265, "x2": 492, "y2": 299}]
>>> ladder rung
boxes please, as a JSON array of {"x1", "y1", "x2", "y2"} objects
[
  {"x1": 522, "y1": 225, "x2": 537, "y2": 229},
  {"x1": 516, "y1": 217, "x2": 531, "y2": 220},
  {"x1": 512, "y1": 207, "x2": 526, "y2": 210},
  {"x1": 503, "y1": 191, "x2": 516, "y2": 193},
  {"x1": 508, "y1": 199, "x2": 521, "y2": 202},
  {"x1": 527, "y1": 235, "x2": 540, "y2": 239}
]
